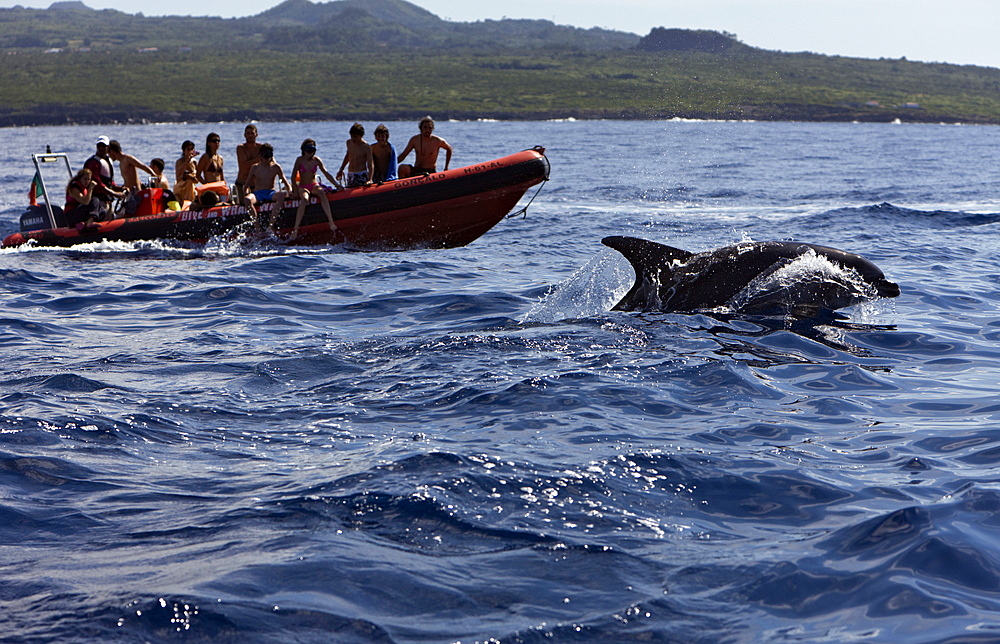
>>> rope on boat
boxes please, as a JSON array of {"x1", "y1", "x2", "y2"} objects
[{"x1": 507, "y1": 147, "x2": 550, "y2": 220}]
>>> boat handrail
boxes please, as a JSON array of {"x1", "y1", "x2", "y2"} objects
[{"x1": 31, "y1": 151, "x2": 73, "y2": 230}]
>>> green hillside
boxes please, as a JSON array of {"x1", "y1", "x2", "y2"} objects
[{"x1": 1, "y1": 0, "x2": 998, "y2": 126}]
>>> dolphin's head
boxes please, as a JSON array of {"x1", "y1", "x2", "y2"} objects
[
  {"x1": 799, "y1": 243, "x2": 899, "y2": 298},
  {"x1": 731, "y1": 245, "x2": 900, "y2": 315},
  {"x1": 873, "y1": 278, "x2": 901, "y2": 298}
]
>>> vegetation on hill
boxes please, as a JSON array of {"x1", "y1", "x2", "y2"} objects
[
  {"x1": 0, "y1": 0, "x2": 637, "y2": 52},
  {"x1": 637, "y1": 28, "x2": 746, "y2": 54},
  {"x1": 0, "y1": 0, "x2": 999, "y2": 126}
]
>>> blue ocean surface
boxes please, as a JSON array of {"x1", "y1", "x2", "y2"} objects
[{"x1": 2, "y1": 119, "x2": 1000, "y2": 642}]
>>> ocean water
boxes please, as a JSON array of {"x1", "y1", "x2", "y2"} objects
[{"x1": 2, "y1": 119, "x2": 1000, "y2": 643}]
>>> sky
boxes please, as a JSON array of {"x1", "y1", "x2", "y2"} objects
[{"x1": 7, "y1": 0, "x2": 1000, "y2": 69}]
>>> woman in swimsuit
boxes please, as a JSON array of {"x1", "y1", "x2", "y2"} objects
[
  {"x1": 289, "y1": 138, "x2": 341, "y2": 241},
  {"x1": 197, "y1": 132, "x2": 225, "y2": 185}
]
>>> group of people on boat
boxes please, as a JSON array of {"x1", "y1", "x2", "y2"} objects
[
  {"x1": 63, "y1": 117, "x2": 454, "y2": 238},
  {"x1": 64, "y1": 135, "x2": 170, "y2": 231}
]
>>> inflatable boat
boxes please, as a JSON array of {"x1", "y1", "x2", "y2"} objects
[{"x1": 4, "y1": 147, "x2": 549, "y2": 250}]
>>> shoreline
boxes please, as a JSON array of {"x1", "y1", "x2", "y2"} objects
[{"x1": 4, "y1": 108, "x2": 998, "y2": 129}]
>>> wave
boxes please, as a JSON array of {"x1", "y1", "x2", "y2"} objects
[{"x1": 817, "y1": 202, "x2": 1000, "y2": 229}]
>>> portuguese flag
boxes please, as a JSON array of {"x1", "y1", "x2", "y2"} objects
[{"x1": 28, "y1": 171, "x2": 45, "y2": 206}]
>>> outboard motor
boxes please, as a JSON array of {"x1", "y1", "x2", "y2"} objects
[{"x1": 20, "y1": 204, "x2": 66, "y2": 232}]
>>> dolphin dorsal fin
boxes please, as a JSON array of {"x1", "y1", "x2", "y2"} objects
[{"x1": 601, "y1": 236, "x2": 693, "y2": 279}]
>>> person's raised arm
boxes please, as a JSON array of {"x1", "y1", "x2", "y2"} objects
[
  {"x1": 68, "y1": 180, "x2": 96, "y2": 205},
  {"x1": 441, "y1": 139, "x2": 453, "y2": 171},
  {"x1": 132, "y1": 156, "x2": 156, "y2": 178},
  {"x1": 397, "y1": 138, "x2": 415, "y2": 164}
]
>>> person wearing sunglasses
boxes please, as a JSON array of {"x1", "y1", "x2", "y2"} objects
[
  {"x1": 197, "y1": 133, "x2": 225, "y2": 185},
  {"x1": 289, "y1": 138, "x2": 340, "y2": 241}
]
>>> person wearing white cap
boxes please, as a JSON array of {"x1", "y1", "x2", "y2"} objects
[{"x1": 84, "y1": 135, "x2": 124, "y2": 209}]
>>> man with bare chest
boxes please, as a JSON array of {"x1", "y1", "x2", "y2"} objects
[
  {"x1": 235, "y1": 124, "x2": 262, "y2": 202},
  {"x1": 108, "y1": 140, "x2": 156, "y2": 216},
  {"x1": 108, "y1": 140, "x2": 155, "y2": 191},
  {"x1": 397, "y1": 116, "x2": 453, "y2": 178}
]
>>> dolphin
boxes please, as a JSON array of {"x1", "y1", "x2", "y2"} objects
[{"x1": 602, "y1": 236, "x2": 900, "y2": 316}]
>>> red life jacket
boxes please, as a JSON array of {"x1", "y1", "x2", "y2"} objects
[{"x1": 65, "y1": 179, "x2": 89, "y2": 211}]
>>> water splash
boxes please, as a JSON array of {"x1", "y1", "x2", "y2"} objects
[{"x1": 522, "y1": 249, "x2": 633, "y2": 323}]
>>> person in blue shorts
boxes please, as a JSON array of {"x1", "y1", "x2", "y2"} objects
[{"x1": 242, "y1": 143, "x2": 291, "y2": 231}]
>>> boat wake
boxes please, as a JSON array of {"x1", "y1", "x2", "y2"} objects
[{"x1": 0, "y1": 231, "x2": 347, "y2": 260}]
